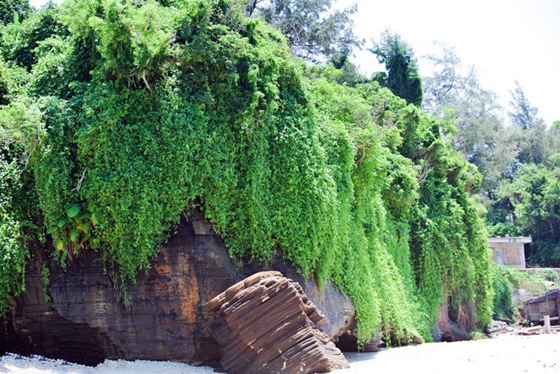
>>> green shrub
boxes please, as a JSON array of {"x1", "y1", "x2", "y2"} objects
[
  {"x1": 499, "y1": 267, "x2": 546, "y2": 295},
  {"x1": 534, "y1": 268, "x2": 560, "y2": 283},
  {"x1": 0, "y1": 155, "x2": 27, "y2": 317},
  {"x1": 491, "y1": 265, "x2": 514, "y2": 319}
]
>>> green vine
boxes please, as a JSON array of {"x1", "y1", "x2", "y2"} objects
[{"x1": 0, "y1": 0, "x2": 493, "y2": 342}]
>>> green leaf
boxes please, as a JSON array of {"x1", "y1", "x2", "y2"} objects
[
  {"x1": 46, "y1": 226, "x2": 58, "y2": 235},
  {"x1": 66, "y1": 204, "x2": 81, "y2": 218},
  {"x1": 70, "y1": 229, "x2": 81, "y2": 243},
  {"x1": 77, "y1": 211, "x2": 91, "y2": 221},
  {"x1": 57, "y1": 218, "x2": 68, "y2": 228},
  {"x1": 76, "y1": 222, "x2": 90, "y2": 234},
  {"x1": 56, "y1": 240, "x2": 64, "y2": 251}
]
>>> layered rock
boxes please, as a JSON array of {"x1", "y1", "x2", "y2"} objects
[
  {"x1": 4, "y1": 214, "x2": 234, "y2": 365},
  {"x1": 2, "y1": 209, "x2": 356, "y2": 366},
  {"x1": 205, "y1": 271, "x2": 349, "y2": 373}
]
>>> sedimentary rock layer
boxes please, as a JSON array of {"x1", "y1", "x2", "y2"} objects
[
  {"x1": 3, "y1": 210, "x2": 355, "y2": 366},
  {"x1": 205, "y1": 271, "x2": 350, "y2": 374}
]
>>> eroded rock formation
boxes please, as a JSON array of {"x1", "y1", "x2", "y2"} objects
[
  {"x1": 2, "y1": 209, "x2": 356, "y2": 366},
  {"x1": 2, "y1": 206, "x2": 471, "y2": 366},
  {"x1": 205, "y1": 271, "x2": 349, "y2": 373},
  {"x1": 4, "y1": 213, "x2": 233, "y2": 365}
]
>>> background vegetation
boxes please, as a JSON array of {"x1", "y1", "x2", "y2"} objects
[
  {"x1": 421, "y1": 45, "x2": 560, "y2": 268},
  {"x1": 492, "y1": 265, "x2": 556, "y2": 321}
]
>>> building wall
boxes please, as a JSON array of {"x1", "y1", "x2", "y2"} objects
[{"x1": 490, "y1": 243, "x2": 526, "y2": 268}]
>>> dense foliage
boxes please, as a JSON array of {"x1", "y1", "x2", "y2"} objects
[
  {"x1": 492, "y1": 265, "x2": 552, "y2": 320},
  {"x1": 248, "y1": 0, "x2": 360, "y2": 62},
  {"x1": 491, "y1": 265, "x2": 514, "y2": 320},
  {"x1": 370, "y1": 31, "x2": 423, "y2": 107},
  {"x1": 422, "y1": 46, "x2": 560, "y2": 267},
  {"x1": 0, "y1": 0, "x2": 492, "y2": 341},
  {"x1": 0, "y1": 154, "x2": 27, "y2": 316},
  {"x1": 490, "y1": 162, "x2": 560, "y2": 265},
  {"x1": 0, "y1": 0, "x2": 30, "y2": 25}
]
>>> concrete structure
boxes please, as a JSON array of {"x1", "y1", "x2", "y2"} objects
[{"x1": 489, "y1": 236, "x2": 532, "y2": 268}]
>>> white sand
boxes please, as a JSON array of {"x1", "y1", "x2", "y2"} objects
[
  {"x1": 343, "y1": 334, "x2": 560, "y2": 374},
  {"x1": 2, "y1": 334, "x2": 559, "y2": 373},
  {"x1": 0, "y1": 356, "x2": 214, "y2": 374}
]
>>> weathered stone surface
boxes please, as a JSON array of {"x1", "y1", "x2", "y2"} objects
[
  {"x1": 335, "y1": 321, "x2": 383, "y2": 353},
  {"x1": 190, "y1": 207, "x2": 217, "y2": 236},
  {"x1": 205, "y1": 271, "x2": 350, "y2": 374},
  {"x1": 253, "y1": 253, "x2": 356, "y2": 343},
  {"x1": 3, "y1": 214, "x2": 239, "y2": 366},
  {"x1": 2, "y1": 209, "x2": 356, "y2": 366},
  {"x1": 434, "y1": 299, "x2": 469, "y2": 342},
  {"x1": 485, "y1": 320, "x2": 509, "y2": 338},
  {"x1": 300, "y1": 279, "x2": 355, "y2": 340}
]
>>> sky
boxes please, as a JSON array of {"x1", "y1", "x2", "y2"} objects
[
  {"x1": 29, "y1": 0, "x2": 559, "y2": 125},
  {"x1": 337, "y1": 0, "x2": 560, "y2": 126}
]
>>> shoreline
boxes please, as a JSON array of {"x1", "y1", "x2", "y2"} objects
[{"x1": 2, "y1": 334, "x2": 559, "y2": 373}]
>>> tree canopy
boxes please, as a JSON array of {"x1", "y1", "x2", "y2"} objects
[
  {"x1": 370, "y1": 31, "x2": 423, "y2": 107},
  {"x1": 422, "y1": 45, "x2": 515, "y2": 194},
  {"x1": 249, "y1": 0, "x2": 360, "y2": 62},
  {"x1": 0, "y1": 0, "x2": 30, "y2": 25},
  {"x1": 422, "y1": 44, "x2": 560, "y2": 268}
]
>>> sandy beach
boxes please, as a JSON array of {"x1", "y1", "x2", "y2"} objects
[{"x1": 2, "y1": 333, "x2": 559, "y2": 374}]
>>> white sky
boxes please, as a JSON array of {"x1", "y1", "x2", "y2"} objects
[
  {"x1": 29, "y1": 0, "x2": 559, "y2": 125},
  {"x1": 338, "y1": 0, "x2": 560, "y2": 126}
]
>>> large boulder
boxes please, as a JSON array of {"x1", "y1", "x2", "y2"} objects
[
  {"x1": 4, "y1": 215, "x2": 234, "y2": 365},
  {"x1": 205, "y1": 271, "x2": 349, "y2": 373}
]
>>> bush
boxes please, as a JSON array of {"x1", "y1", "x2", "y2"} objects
[
  {"x1": 534, "y1": 268, "x2": 560, "y2": 283},
  {"x1": 491, "y1": 265, "x2": 514, "y2": 319}
]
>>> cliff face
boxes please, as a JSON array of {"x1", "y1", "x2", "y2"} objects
[{"x1": 2, "y1": 210, "x2": 355, "y2": 366}]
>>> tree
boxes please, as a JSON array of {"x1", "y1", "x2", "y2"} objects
[
  {"x1": 0, "y1": 0, "x2": 30, "y2": 25},
  {"x1": 548, "y1": 121, "x2": 560, "y2": 165},
  {"x1": 370, "y1": 31, "x2": 422, "y2": 107},
  {"x1": 507, "y1": 82, "x2": 548, "y2": 165},
  {"x1": 0, "y1": 3, "x2": 66, "y2": 71},
  {"x1": 249, "y1": 0, "x2": 360, "y2": 62},
  {"x1": 508, "y1": 81, "x2": 538, "y2": 130},
  {"x1": 421, "y1": 44, "x2": 462, "y2": 114},
  {"x1": 422, "y1": 44, "x2": 516, "y2": 193},
  {"x1": 328, "y1": 51, "x2": 366, "y2": 86},
  {"x1": 491, "y1": 164, "x2": 560, "y2": 266}
]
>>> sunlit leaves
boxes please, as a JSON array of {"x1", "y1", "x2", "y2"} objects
[{"x1": 0, "y1": 0, "x2": 493, "y2": 340}]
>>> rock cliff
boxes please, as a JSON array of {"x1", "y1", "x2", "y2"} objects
[{"x1": 1, "y1": 209, "x2": 355, "y2": 366}]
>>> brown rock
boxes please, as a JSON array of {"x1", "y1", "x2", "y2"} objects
[
  {"x1": 2, "y1": 209, "x2": 356, "y2": 366},
  {"x1": 3, "y1": 215, "x2": 238, "y2": 366},
  {"x1": 205, "y1": 271, "x2": 350, "y2": 374},
  {"x1": 435, "y1": 298, "x2": 469, "y2": 342},
  {"x1": 256, "y1": 253, "x2": 356, "y2": 342}
]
